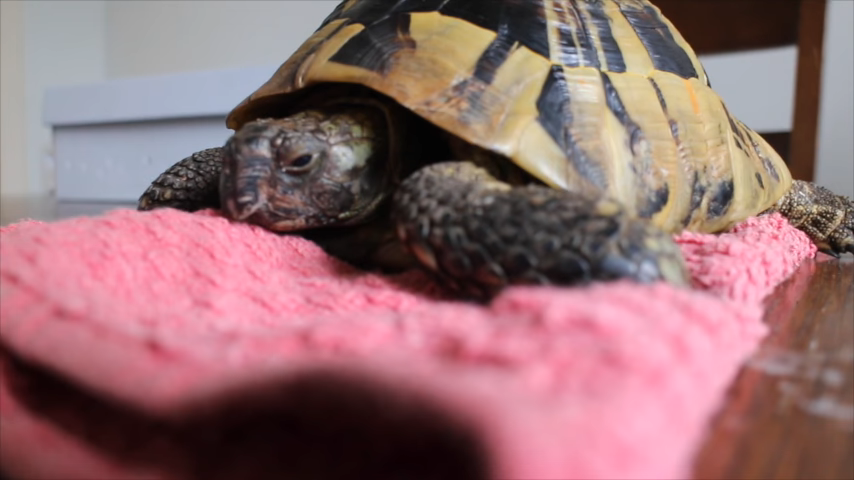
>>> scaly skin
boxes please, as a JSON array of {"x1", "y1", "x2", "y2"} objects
[
  {"x1": 392, "y1": 161, "x2": 689, "y2": 299},
  {"x1": 769, "y1": 179, "x2": 854, "y2": 256},
  {"x1": 138, "y1": 147, "x2": 223, "y2": 212}
]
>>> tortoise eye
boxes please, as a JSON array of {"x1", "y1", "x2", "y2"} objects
[{"x1": 283, "y1": 153, "x2": 316, "y2": 173}]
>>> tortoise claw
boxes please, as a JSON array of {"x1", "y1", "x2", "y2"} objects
[{"x1": 819, "y1": 248, "x2": 841, "y2": 259}]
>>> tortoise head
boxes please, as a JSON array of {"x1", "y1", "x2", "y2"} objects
[{"x1": 220, "y1": 108, "x2": 391, "y2": 231}]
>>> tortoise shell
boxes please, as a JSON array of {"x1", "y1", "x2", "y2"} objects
[{"x1": 225, "y1": 0, "x2": 791, "y2": 234}]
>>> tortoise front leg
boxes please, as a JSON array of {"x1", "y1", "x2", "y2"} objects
[
  {"x1": 138, "y1": 147, "x2": 223, "y2": 212},
  {"x1": 392, "y1": 161, "x2": 689, "y2": 299},
  {"x1": 769, "y1": 180, "x2": 854, "y2": 257}
]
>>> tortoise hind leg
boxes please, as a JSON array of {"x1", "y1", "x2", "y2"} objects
[
  {"x1": 138, "y1": 147, "x2": 224, "y2": 212},
  {"x1": 771, "y1": 180, "x2": 854, "y2": 256},
  {"x1": 392, "y1": 161, "x2": 689, "y2": 299}
]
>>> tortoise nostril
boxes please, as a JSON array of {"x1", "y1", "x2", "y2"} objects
[
  {"x1": 233, "y1": 201, "x2": 262, "y2": 221},
  {"x1": 227, "y1": 173, "x2": 267, "y2": 221},
  {"x1": 230, "y1": 188, "x2": 263, "y2": 220},
  {"x1": 237, "y1": 193, "x2": 258, "y2": 207}
]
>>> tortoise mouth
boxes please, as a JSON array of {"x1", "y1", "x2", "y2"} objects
[
  {"x1": 234, "y1": 192, "x2": 390, "y2": 232},
  {"x1": 222, "y1": 178, "x2": 334, "y2": 232},
  {"x1": 222, "y1": 166, "x2": 382, "y2": 232},
  {"x1": 225, "y1": 197, "x2": 337, "y2": 232},
  {"x1": 246, "y1": 209, "x2": 328, "y2": 231},
  {"x1": 223, "y1": 186, "x2": 389, "y2": 233},
  {"x1": 220, "y1": 156, "x2": 332, "y2": 231}
]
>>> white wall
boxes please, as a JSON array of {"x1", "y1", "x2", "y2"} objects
[
  {"x1": 105, "y1": 1, "x2": 333, "y2": 78},
  {"x1": 2, "y1": 0, "x2": 852, "y2": 199},
  {"x1": 815, "y1": 0, "x2": 854, "y2": 198},
  {"x1": 24, "y1": 1, "x2": 107, "y2": 196},
  {"x1": 1, "y1": 1, "x2": 28, "y2": 197},
  {"x1": 0, "y1": 0, "x2": 105, "y2": 198}
]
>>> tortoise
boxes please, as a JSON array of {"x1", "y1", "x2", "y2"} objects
[{"x1": 138, "y1": 0, "x2": 853, "y2": 299}]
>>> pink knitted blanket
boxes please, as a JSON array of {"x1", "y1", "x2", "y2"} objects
[{"x1": 0, "y1": 208, "x2": 815, "y2": 480}]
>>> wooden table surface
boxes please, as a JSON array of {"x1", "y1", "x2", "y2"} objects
[{"x1": 693, "y1": 254, "x2": 854, "y2": 480}]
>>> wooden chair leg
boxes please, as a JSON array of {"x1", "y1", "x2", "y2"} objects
[{"x1": 788, "y1": 0, "x2": 827, "y2": 182}]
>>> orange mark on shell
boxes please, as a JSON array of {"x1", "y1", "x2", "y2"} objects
[{"x1": 684, "y1": 79, "x2": 700, "y2": 115}]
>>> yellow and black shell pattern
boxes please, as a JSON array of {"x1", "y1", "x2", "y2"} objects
[{"x1": 226, "y1": 0, "x2": 792, "y2": 235}]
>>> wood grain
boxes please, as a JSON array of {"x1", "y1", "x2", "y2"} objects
[
  {"x1": 788, "y1": 0, "x2": 827, "y2": 182},
  {"x1": 760, "y1": 132, "x2": 792, "y2": 165},
  {"x1": 655, "y1": 0, "x2": 800, "y2": 55},
  {"x1": 693, "y1": 255, "x2": 854, "y2": 480}
]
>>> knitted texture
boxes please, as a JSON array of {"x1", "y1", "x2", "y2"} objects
[{"x1": 0, "y1": 208, "x2": 816, "y2": 480}]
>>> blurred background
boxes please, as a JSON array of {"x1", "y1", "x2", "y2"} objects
[{"x1": 1, "y1": 0, "x2": 852, "y2": 224}]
